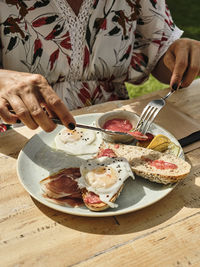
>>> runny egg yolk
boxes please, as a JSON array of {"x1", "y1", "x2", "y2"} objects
[
  {"x1": 59, "y1": 129, "x2": 81, "y2": 143},
  {"x1": 85, "y1": 167, "x2": 118, "y2": 189}
]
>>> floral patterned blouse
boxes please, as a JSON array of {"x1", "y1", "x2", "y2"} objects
[{"x1": 0, "y1": 0, "x2": 182, "y2": 110}]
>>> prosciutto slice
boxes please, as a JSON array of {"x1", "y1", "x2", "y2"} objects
[{"x1": 40, "y1": 168, "x2": 82, "y2": 199}]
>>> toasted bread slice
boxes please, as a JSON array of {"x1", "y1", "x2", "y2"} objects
[
  {"x1": 82, "y1": 185, "x2": 124, "y2": 211},
  {"x1": 101, "y1": 143, "x2": 191, "y2": 184}
]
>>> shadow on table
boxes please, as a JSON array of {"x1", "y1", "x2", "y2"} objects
[{"x1": 32, "y1": 193, "x2": 178, "y2": 236}]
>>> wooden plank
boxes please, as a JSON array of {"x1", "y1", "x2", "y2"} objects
[{"x1": 73, "y1": 213, "x2": 200, "y2": 267}]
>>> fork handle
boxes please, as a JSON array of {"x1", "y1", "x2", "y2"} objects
[{"x1": 161, "y1": 90, "x2": 174, "y2": 101}]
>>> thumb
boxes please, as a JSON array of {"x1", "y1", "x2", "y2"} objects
[
  {"x1": 163, "y1": 51, "x2": 179, "y2": 90},
  {"x1": 164, "y1": 49, "x2": 189, "y2": 91}
]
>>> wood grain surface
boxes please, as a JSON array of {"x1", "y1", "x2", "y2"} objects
[{"x1": 1, "y1": 80, "x2": 200, "y2": 267}]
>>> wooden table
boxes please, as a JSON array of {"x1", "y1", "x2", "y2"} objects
[{"x1": 1, "y1": 79, "x2": 200, "y2": 267}]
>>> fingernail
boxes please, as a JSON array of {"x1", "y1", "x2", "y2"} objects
[
  {"x1": 172, "y1": 83, "x2": 178, "y2": 91},
  {"x1": 68, "y1": 122, "x2": 75, "y2": 130},
  {"x1": 16, "y1": 119, "x2": 21, "y2": 123}
]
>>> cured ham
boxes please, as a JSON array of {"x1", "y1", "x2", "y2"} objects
[{"x1": 40, "y1": 168, "x2": 83, "y2": 206}]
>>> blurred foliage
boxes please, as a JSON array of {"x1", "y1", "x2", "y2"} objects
[
  {"x1": 167, "y1": 0, "x2": 200, "y2": 40},
  {"x1": 126, "y1": 1, "x2": 199, "y2": 98},
  {"x1": 126, "y1": 75, "x2": 168, "y2": 99}
]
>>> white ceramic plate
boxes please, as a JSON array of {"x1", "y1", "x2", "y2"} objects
[{"x1": 17, "y1": 113, "x2": 183, "y2": 217}]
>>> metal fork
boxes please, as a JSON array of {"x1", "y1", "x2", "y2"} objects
[{"x1": 135, "y1": 90, "x2": 176, "y2": 134}]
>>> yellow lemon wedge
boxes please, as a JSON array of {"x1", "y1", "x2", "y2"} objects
[{"x1": 147, "y1": 134, "x2": 171, "y2": 152}]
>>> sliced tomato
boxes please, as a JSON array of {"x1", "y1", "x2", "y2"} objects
[
  {"x1": 97, "y1": 148, "x2": 117, "y2": 158},
  {"x1": 144, "y1": 158, "x2": 178, "y2": 170},
  {"x1": 84, "y1": 191, "x2": 102, "y2": 204}
]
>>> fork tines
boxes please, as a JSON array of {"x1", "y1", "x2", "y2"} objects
[
  {"x1": 135, "y1": 90, "x2": 175, "y2": 134},
  {"x1": 136, "y1": 105, "x2": 161, "y2": 134}
]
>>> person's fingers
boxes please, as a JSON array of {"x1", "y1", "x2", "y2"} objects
[
  {"x1": 7, "y1": 95, "x2": 38, "y2": 130},
  {"x1": 40, "y1": 102, "x2": 57, "y2": 119},
  {"x1": 40, "y1": 85, "x2": 76, "y2": 130},
  {"x1": 164, "y1": 39, "x2": 200, "y2": 90},
  {"x1": 0, "y1": 72, "x2": 75, "y2": 131},
  {"x1": 0, "y1": 98, "x2": 17, "y2": 124},
  {"x1": 21, "y1": 92, "x2": 56, "y2": 132},
  {"x1": 169, "y1": 48, "x2": 189, "y2": 90},
  {"x1": 163, "y1": 50, "x2": 179, "y2": 90},
  {"x1": 181, "y1": 47, "x2": 200, "y2": 88}
]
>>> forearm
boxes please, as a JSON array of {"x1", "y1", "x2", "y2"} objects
[{"x1": 151, "y1": 55, "x2": 171, "y2": 85}]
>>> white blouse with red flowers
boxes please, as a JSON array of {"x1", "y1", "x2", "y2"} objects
[{"x1": 0, "y1": 0, "x2": 182, "y2": 110}]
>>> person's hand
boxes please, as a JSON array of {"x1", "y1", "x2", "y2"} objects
[
  {"x1": 163, "y1": 38, "x2": 200, "y2": 90},
  {"x1": 0, "y1": 70, "x2": 75, "y2": 132}
]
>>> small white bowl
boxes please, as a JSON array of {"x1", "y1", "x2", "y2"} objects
[{"x1": 96, "y1": 110, "x2": 139, "y2": 143}]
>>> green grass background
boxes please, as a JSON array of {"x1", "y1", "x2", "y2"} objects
[{"x1": 126, "y1": 0, "x2": 200, "y2": 99}]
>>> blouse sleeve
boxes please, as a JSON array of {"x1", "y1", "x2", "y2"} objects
[{"x1": 129, "y1": 0, "x2": 183, "y2": 84}]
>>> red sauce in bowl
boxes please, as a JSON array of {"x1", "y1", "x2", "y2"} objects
[{"x1": 103, "y1": 118, "x2": 132, "y2": 132}]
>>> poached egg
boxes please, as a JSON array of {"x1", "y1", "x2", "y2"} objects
[
  {"x1": 78, "y1": 157, "x2": 135, "y2": 208},
  {"x1": 54, "y1": 127, "x2": 102, "y2": 157}
]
